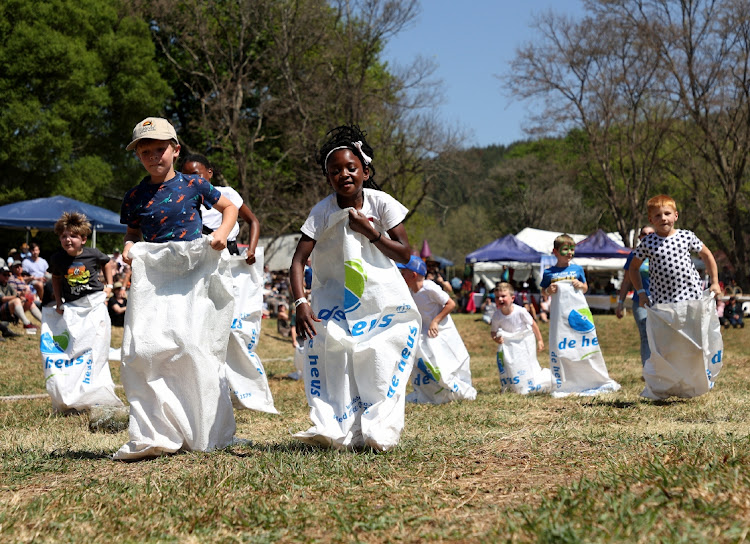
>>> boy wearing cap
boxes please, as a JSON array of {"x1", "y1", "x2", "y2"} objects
[
  {"x1": 120, "y1": 117, "x2": 237, "y2": 259},
  {"x1": 398, "y1": 254, "x2": 476, "y2": 403}
]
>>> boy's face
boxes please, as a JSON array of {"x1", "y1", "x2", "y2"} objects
[
  {"x1": 59, "y1": 229, "x2": 86, "y2": 256},
  {"x1": 553, "y1": 243, "x2": 575, "y2": 266},
  {"x1": 649, "y1": 205, "x2": 678, "y2": 236},
  {"x1": 495, "y1": 289, "x2": 513, "y2": 309},
  {"x1": 136, "y1": 139, "x2": 180, "y2": 182}
]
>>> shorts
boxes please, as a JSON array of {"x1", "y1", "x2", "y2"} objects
[{"x1": 0, "y1": 301, "x2": 18, "y2": 323}]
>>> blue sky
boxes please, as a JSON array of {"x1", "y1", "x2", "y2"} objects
[{"x1": 383, "y1": 0, "x2": 586, "y2": 148}]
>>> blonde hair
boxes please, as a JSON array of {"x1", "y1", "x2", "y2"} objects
[
  {"x1": 495, "y1": 282, "x2": 514, "y2": 295},
  {"x1": 553, "y1": 234, "x2": 575, "y2": 251},
  {"x1": 647, "y1": 195, "x2": 677, "y2": 216},
  {"x1": 54, "y1": 212, "x2": 91, "y2": 238}
]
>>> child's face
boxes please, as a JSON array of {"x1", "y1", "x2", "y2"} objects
[
  {"x1": 553, "y1": 243, "x2": 575, "y2": 266},
  {"x1": 495, "y1": 289, "x2": 513, "y2": 309},
  {"x1": 59, "y1": 229, "x2": 86, "y2": 256},
  {"x1": 648, "y1": 205, "x2": 678, "y2": 236},
  {"x1": 181, "y1": 160, "x2": 213, "y2": 181},
  {"x1": 326, "y1": 149, "x2": 369, "y2": 204},
  {"x1": 137, "y1": 139, "x2": 180, "y2": 182}
]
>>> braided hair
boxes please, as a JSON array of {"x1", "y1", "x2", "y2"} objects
[{"x1": 316, "y1": 124, "x2": 381, "y2": 190}]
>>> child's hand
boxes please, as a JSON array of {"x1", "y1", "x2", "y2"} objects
[
  {"x1": 710, "y1": 282, "x2": 722, "y2": 299},
  {"x1": 537, "y1": 339, "x2": 544, "y2": 351},
  {"x1": 210, "y1": 232, "x2": 228, "y2": 251},
  {"x1": 55, "y1": 305, "x2": 64, "y2": 315},
  {"x1": 428, "y1": 319, "x2": 440, "y2": 338},
  {"x1": 547, "y1": 284, "x2": 558, "y2": 295},
  {"x1": 572, "y1": 280, "x2": 584, "y2": 291},
  {"x1": 296, "y1": 303, "x2": 321, "y2": 339},
  {"x1": 245, "y1": 252, "x2": 256, "y2": 265},
  {"x1": 122, "y1": 246, "x2": 133, "y2": 266},
  {"x1": 348, "y1": 210, "x2": 377, "y2": 239},
  {"x1": 493, "y1": 333, "x2": 504, "y2": 345}
]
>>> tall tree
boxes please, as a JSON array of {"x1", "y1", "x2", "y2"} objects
[
  {"x1": 504, "y1": 7, "x2": 675, "y2": 246},
  {"x1": 0, "y1": 0, "x2": 170, "y2": 207}
]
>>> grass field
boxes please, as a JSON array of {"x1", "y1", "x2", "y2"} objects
[{"x1": 1, "y1": 312, "x2": 749, "y2": 543}]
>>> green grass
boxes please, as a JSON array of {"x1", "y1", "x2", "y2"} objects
[{"x1": 1, "y1": 313, "x2": 749, "y2": 543}]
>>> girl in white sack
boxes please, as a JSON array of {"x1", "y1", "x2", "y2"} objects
[{"x1": 289, "y1": 124, "x2": 420, "y2": 451}]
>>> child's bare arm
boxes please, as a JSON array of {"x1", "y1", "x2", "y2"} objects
[
  {"x1": 698, "y1": 245, "x2": 722, "y2": 297},
  {"x1": 103, "y1": 260, "x2": 116, "y2": 295},
  {"x1": 531, "y1": 320, "x2": 544, "y2": 351},
  {"x1": 209, "y1": 196, "x2": 238, "y2": 251},
  {"x1": 572, "y1": 279, "x2": 588, "y2": 293},
  {"x1": 428, "y1": 297, "x2": 455, "y2": 338},
  {"x1": 52, "y1": 275, "x2": 64, "y2": 314},
  {"x1": 290, "y1": 235, "x2": 320, "y2": 338},
  {"x1": 238, "y1": 204, "x2": 260, "y2": 265}
]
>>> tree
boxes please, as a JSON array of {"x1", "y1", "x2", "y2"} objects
[
  {"x1": 0, "y1": 0, "x2": 171, "y2": 207},
  {"x1": 504, "y1": 6, "x2": 676, "y2": 247},
  {"x1": 137, "y1": 0, "x2": 456, "y2": 239}
]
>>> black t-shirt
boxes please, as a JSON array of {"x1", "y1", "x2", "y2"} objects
[
  {"x1": 108, "y1": 296, "x2": 127, "y2": 326},
  {"x1": 49, "y1": 247, "x2": 109, "y2": 302}
]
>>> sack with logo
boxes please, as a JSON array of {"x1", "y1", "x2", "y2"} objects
[
  {"x1": 495, "y1": 329, "x2": 551, "y2": 394},
  {"x1": 294, "y1": 209, "x2": 421, "y2": 451},
  {"x1": 406, "y1": 318, "x2": 476, "y2": 404},
  {"x1": 40, "y1": 291, "x2": 122, "y2": 413},
  {"x1": 642, "y1": 291, "x2": 723, "y2": 400},
  {"x1": 548, "y1": 281, "x2": 620, "y2": 397},
  {"x1": 114, "y1": 237, "x2": 236, "y2": 460},
  {"x1": 222, "y1": 248, "x2": 277, "y2": 413}
]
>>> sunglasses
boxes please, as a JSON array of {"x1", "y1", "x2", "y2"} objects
[{"x1": 558, "y1": 246, "x2": 576, "y2": 256}]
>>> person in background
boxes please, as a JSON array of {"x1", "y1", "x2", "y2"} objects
[
  {"x1": 616, "y1": 225, "x2": 655, "y2": 366},
  {"x1": 0, "y1": 266, "x2": 39, "y2": 333},
  {"x1": 107, "y1": 282, "x2": 128, "y2": 327},
  {"x1": 723, "y1": 296, "x2": 744, "y2": 329},
  {"x1": 8, "y1": 261, "x2": 42, "y2": 324},
  {"x1": 22, "y1": 243, "x2": 48, "y2": 298}
]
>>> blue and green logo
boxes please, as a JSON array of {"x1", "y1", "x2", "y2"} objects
[
  {"x1": 568, "y1": 307, "x2": 595, "y2": 332},
  {"x1": 344, "y1": 259, "x2": 367, "y2": 313},
  {"x1": 40, "y1": 330, "x2": 70, "y2": 354}
]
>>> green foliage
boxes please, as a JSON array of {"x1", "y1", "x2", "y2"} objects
[{"x1": 0, "y1": 0, "x2": 170, "y2": 206}]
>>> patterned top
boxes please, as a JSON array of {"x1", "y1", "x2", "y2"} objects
[
  {"x1": 120, "y1": 172, "x2": 221, "y2": 243},
  {"x1": 633, "y1": 230, "x2": 703, "y2": 304}
]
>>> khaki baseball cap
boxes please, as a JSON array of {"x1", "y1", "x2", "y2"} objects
[{"x1": 126, "y1": 117, "x2": 178, "y2": 151}]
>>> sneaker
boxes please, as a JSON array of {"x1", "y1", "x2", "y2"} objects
[{"x1": 24, "y1": 323, "x2": 38, "y2": 335}]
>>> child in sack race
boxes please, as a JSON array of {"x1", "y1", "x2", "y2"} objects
[
  {"x1": 540, "y1": 234, "x2": 620, "y2": 397},
  {"x1": 398, "y1": 254, "x2": 476, "y2": 404},
  {"x1": 289, "y1": 124, "x2": 421, "y2": 452},
  {"x1": 628, "y1": 195, "x2": 723, "y2": 399},
  {"x1": 490, "y1": 282, "x2": 550, "y2": 394},
  {"x1": 115, "y1": 117, "x2": 240, "y2": 460},
  {"x1": 41, "y1": 212, "x2": 123, "y2": 413}
]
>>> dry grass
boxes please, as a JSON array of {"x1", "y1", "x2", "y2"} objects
[{"x1": 1, "y1": 311, "x2": 749, "y2": 543}]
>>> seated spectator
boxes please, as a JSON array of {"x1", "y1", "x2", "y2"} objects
[
  {"x1": 21, "y1": 243, "x2": 48, "y2": 297},
  {"x1": 8, "y1": 262, "x2": 42, "y2": 323},
  {"x1": 538, "y1": 293, "x2": 550, "y2": 323},
  {"x1": 107, "y1": 283, "x2": 128, "y2": 327},
  {"x1": 277, "y1": 302, "x2": 291, "y2": 336},
  {"x1": 19, "y1": 243, "x2": 31, "y2": 260},
  {"x1": 0, "y1": 266, "x2": 38, "y2": 333},
  {"x1": 6, "y1": 248, "x2": 19, "y2": 266},
  {"x1": 723, "y1": 296, "x2": 744, "y2": 329}
]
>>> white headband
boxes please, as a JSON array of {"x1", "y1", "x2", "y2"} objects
[{"x1": 324, "y1": 141, "x2": 373, "y2": 172}]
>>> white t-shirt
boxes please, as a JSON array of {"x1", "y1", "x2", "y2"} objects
[
  {"x1": 411, "y1": 279, "x2": 450, "y2": 333},
  {"x1": 490, "y1": 304, "x2": 534, "y2": 337},
  {"x1": 633, "y1": 229, "x2": 703, "y2": 304},
  {"x1": 301, "y1": 188, "x2": 408, "y2": 241},
  {"x1": 201, "y1": 186, "x2": 243, "y2": 241}
]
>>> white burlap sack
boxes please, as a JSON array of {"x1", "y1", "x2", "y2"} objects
[
  {"x1": 642, "y1": 291, "x2": 723, "y2": 400},
  {"x1": 406, "y1": 317, "x2": 476, "y2": 404},
  {"x1": 495, "y1": 329, "x2": 551, "y2": 395},
  {"x1": 40, "y1": 291, "x2": 122, "y2": 413},
  {"x1": 294, "y1": 210, "x2": 421, "y2": 451},
  {"x1": 223, "y1": 248, "x2": 277, "y2": 413},
  {"x1": 548, "y1": 281, "x2": 620, "y2": 397},
  {"x1": 114, "y1": 236, "x2": 236, "y2": 460}
]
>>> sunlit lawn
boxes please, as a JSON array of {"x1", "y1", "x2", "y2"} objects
[{"x1": 1, "y1": 310, "x2": 748, "y2": 543}]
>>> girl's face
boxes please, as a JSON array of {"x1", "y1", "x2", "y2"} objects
[
  {"x1": 649, "y1": 205, "x2": 678, "y2": 236},
  {"x1": 326, "y1": 149, "x2": 369, "y2": 205},
  {"x1": 182, "y1": 160, "x2": 213, "y2": 181}
]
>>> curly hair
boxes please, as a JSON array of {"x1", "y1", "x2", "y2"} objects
[
  {"x1": 54, "y1": 212, "x2": 92, "y2": 238},
  {"x1": 316, "y1": 124, "x2": 380, "y2": 190}
]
